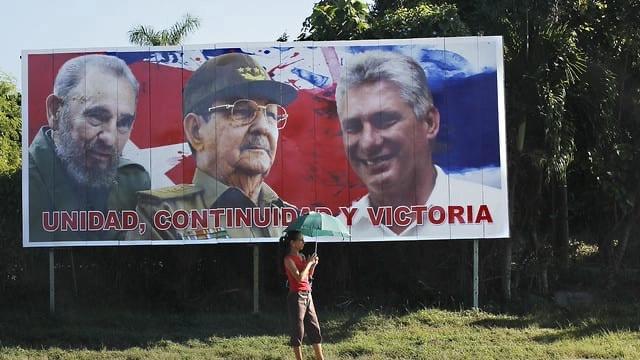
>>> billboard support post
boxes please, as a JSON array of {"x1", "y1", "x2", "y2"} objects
[
  {"x1": 49, "y1": 248, "x2": 55, "y2": 314},
  {"x1": 253, "y1": 245, "x2": 259, "y2": 313},
  {"x1": 473, "y1": 240, "x2": 479, "y2": 310},
  {"x1": 70, "y1": 249, "x2": 78, "y2": 297}
]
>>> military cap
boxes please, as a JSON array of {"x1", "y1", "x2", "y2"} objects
[{"x1": 183, "y1": 52, "x2": 298, "y2": 116}]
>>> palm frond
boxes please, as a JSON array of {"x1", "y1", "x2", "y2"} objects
[
  {"x1": 128, "y1": 14, "x2": 200, "y2": 46},
  {"x1": 168, "y1": 14, "x2": 201, "y2": 45},
  {"x1": 128, "y1": 25, "x2": 161, "y2": 46}
]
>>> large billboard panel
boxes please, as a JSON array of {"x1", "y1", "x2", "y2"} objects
[{"x1": 22, "y1": 37, "x2": 509, "y2": 247}]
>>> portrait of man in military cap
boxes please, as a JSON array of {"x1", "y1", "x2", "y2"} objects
[{"x1": 135, "y1": 52, "x2": 298, "y2": 240}]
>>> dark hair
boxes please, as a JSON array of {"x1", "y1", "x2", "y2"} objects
[{"x1": 277, "y1": 230, "x2": 303, "y2": 276}]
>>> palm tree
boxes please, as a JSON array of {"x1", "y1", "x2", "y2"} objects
[{"x1": 128, "y1": 14, "x2": 201, "y2": 46}]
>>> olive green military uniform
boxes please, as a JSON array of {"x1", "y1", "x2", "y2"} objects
[
  {"x1": 28, "y1": 127, "x2": 151, "y2": 242},
  {"x1": 134, "y1": 168, "x2": 293, "y2": 241},
  {"x1": 131, "y1": 52, "x2": 298, "y2": 242}
]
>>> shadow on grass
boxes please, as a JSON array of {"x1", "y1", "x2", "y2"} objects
[
  {"x1": 529, "y1": 313, "x2": 640, "y2": 344},
  {"x1": 0, "y1": 308, "x2": 370, "y2": 351},
  {"x1": 471, "y1": 302, "x2": 640, "y2": 344}
]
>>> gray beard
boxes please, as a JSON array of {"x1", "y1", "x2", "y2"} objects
[{"x1": 53, "y1": 111, "x2": 119, "y2": 189}]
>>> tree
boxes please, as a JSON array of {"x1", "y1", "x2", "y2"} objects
[
  {"x1": 299, "y1": 0, "x2": 370, "y2": 40},
  {"x1": 368, "y1": 2, "x2": 469, "y2": 38},
  {"x1": 449, "y1": 0, "x2": 640, "y2": 292},
  {"x1": 0, "y1": 74, "x2": 21, "y2": 174},
  {"x1": 563, "y1": 0, "x2": 640, "y2": 288},
  {"x1": 128, "y1": 14, "x2": 201, "y2": 46},
  {"x1": 299, "y1": 1, "x2": 469, "y2": 40},
  {"x1": 0, "y1": 74, "x2": 23, "y2": 298},
  {"x1": 276, "y1": 32, "x2": 289, "y2": 42}
]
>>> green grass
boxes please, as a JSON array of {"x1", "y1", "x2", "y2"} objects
[{"x1": 0, "y1": 305, "x2": 639, "y2": 359}]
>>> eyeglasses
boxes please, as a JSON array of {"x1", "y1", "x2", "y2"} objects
[{"x1": 208, "y1": 99, "x2": 288, "y2": 130}]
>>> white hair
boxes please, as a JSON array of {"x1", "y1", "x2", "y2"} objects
[
  {"x1": 335, "y1": 51, "x2": 434, "y2": 120},
  {"x1": 53, "y1": 54, "x2": 139, "y2": 102}
]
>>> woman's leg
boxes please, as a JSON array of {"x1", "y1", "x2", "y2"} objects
[
  {"x1": 312, "y1": 343, "x2": 325, "y2": 360},
  {"x1": 304, "y1": 295, "x2": 323, "y2": 344},
  {"x1": 288, "y1": 292, "x2": 307, "y2": 357},
  {"x1": 305, "y1": 295, "x2": 324, "y2": 359},
  {"x1": 293, "y1": 346, "x2": 303, "y2": 360}
]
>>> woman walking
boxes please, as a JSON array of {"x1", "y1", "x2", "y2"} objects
[{"x1": 280, "y1": 230, "x2": 325, "y2": 360}]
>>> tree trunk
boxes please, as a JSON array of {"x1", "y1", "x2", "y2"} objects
[
  {"x1": 557, "y1": 176, "x2": 570, "y2": 273},
  {"x1": 503, "y1": 117, "x2": 526, "y2": 304},
  {"x1": 502, "y1": 238, "x2": 512, "y2": 302},
  {"x1": 612, "y1": 185, "x2": 640, "y2": 274},
  {"x1": 550, "y1": 177, "x2": 558, "y2": 269},
  {"x1": 531, "y1": 231, "x2": 549, "y2": 295}
]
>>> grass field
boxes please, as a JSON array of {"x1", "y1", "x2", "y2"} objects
[{"x1": 0, "y1": 303, "x2": 639, "y2": 359}]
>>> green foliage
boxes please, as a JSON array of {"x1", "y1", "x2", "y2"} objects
[
  {"x1": 536, "y1": 22, "x2": 586, "y2": 182},
  {"x1": 563, "y1": 0, "x2": 640, "y2": 278},
  {"x1": 0, "y1": 75, "x2": 23, "y2": 300},
  {"x1": 370, "y1": 0, "x2": 427, "y2": 18},
  {"x1": 128, "y1": 14, "x2": 201, "y2": 46},
  {"x1": 0, "y1": 74, "x2": 21, "y2": 175},
  {"x1": 299, "y1": 0, "x2": 370, "y2": 40},
  {"x1": 369, "y1": 3, "x2": 470, "y2": 38},
  {"x1": 276, "y1": 32, "x2": 289, "y2": 42},
  {"x1": 570, "y1": 0, "x2": 640, "y2": 206},
  {"x1": 300, "y1": 0, "x2": 469, "y2": 40}
]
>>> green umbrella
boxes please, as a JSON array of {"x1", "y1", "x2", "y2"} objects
[{"x1": 285, "y1": 211, "x2": 351, "y2": 252}]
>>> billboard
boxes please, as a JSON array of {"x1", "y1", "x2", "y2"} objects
[{"x1": 22, "y1": 37, "x2": 509, "y2": 247}]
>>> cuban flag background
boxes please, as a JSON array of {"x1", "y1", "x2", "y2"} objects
[{"x1": 24, "y1": 37, "x2": 508, "y2": 241}]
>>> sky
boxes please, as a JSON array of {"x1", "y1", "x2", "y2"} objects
[{"x1": 1, "y1": 0, "x2": 320, "y2": 90}]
